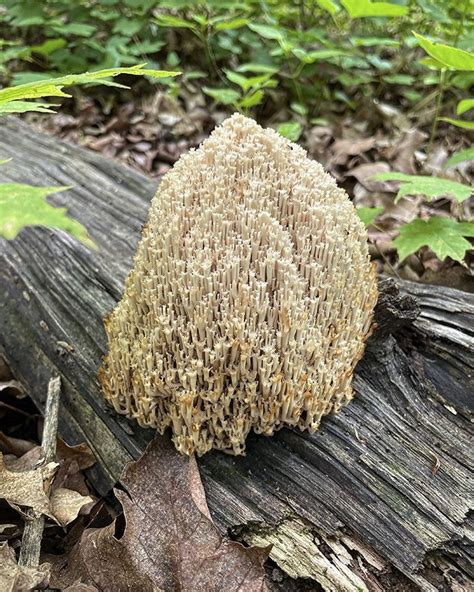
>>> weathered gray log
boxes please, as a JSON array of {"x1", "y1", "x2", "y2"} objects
[{"x1": 0, "y1": 118, "x2": 472, "y2": 592}]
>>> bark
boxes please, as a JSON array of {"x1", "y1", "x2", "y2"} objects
[{"x1": 0, "y1": 118, "x2": 472, "y2": 592}]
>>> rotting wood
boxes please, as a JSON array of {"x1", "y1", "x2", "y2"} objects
[{"x1": 0, "y1": 117, "x2": 472, "y2": 591}]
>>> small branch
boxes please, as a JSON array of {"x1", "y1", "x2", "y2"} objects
[
  {"x1": 40, "y1": 376, "x2": 61, "y2": 463},
  {"x1": 18, "y1": 376, "x2": 61, "y2": 568}
]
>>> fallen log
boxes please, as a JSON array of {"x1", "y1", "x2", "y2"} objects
[{"x1": 0, "y1": 117, "x2": 472, "y2": 592}]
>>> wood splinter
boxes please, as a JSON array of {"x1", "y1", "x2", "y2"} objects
[{"x1": 18, "y1": 375, "x2": 61, "y2": 568}]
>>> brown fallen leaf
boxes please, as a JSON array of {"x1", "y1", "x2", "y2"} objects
[
  {"x1": 0, "y1": 544, "x2": 50, "y2": 592},
  {"x1": 49, "y1": 434, "x2": 269, "y2": 592},
  {"x1": 389, "y1": 129, "x2": 427, "y2": 174},
  {"x1": 0, "y1": 453, "x2": 53, "y2": 518},
  {"x1": 2, "y1": 447, "x2": 43, "y2": 472},
  {"x1": 2, "y1": 437, "x2": 95, "y2": 471},
  {"x1": 330, "y1": 136, "x2": 376, "y2": 166},
  {"x1": 0, "y1": 433, "x2": 37, "y2": 458},
  {"x1": 49, "y1": 488, "x2": 93, "y2": 527},
  {"x1": 0, "y1": 452, "x2": 92, "y2": 526},
  {"x1": 346, "y1": 162, "x2": 392, "y2": 192}
]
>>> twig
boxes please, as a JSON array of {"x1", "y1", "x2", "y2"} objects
[{"x1": 18, "y1": 375, "x2": 61, "y2": 568}]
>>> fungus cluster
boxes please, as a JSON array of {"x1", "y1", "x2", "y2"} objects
[{"x1": 100, "y1": 114, "x2": 378, "y2": 456}]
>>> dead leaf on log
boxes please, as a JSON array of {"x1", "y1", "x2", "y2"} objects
[
  {"x1": 0, "y1": 543, "x2": 50, "y2": 592},
  {"x1": 49, "y1": 434, "x2": 269, "y2": 592}
]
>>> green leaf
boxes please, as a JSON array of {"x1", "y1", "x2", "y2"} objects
[
  {"x1": 0, "y1": 101, "x2": 56, "y2": 114},
  {"x1": 51, "y1": 23, "x2": 97, "y2": 36},
  {"x1": 418, "y1": 56, "x2": 447, "y2": 70},
  {"x1": 248, "y1": 23, "x2": 284, "y2": 41},
  {"x1": 215, "y1": 18, "x2": 249, "y2": 31},
  {"x1": 236, "y1": 63, "x2": 279, "y2": 74},
  {"x1": 356, "y1": 207, "x2": 384, "y2": 226},
  {"x1": 0, "y1": 65, "x2": 180, "y2": 115},
  {"x1": 11, "y1": 72, "x2": 62, "y2": 86},
  {"x1": 129, "y1": 40, "x2": 166, "y2": 55},
  {"x1": 290, "y1": 102, "x2": 308, "y2": 116},
  {"x1": 225, "y1": 70, "x2": 273, "y2": 92},
  {"x1": 112, "y1": 18, "x2": 143, "y2": 36},
  {"x1": 224, "y1": 70, "x2": 250, "y2": 90},
  {"x1": 342, "y1": 0, "x2": 408, "y2": 18},
  {"x1": 374, "y1": 172, "x2": 473, "y2": 203},
  {"x1": 0, "y1": 184, "x2": 94, "y2": 247},
  {"x1": 30, "y1": 39, "x2": 66, "y2": 57},
  {"x1": 384, "y1": 74, "x2": 415, "y2": 85},
  {"x1": 353, "y1": 36, "x2": 400, "y2": 47},
  {"x1": 413, "y1": 33, "x2": 474, "y2": 71},
  {"x1": 277, "y1": 121, "x2": 303, "y2": 142},
  {"x1": 316, "y1": 0, "x2": 339, "y2": 15},
  {"x1": 438, "y1": 117, "x2": 474, "y2": 130},
  {"x1": 445, "y1": 148, "x2": 474, "y2": 168},
  {"x1": 202, "y1": 87, "x2": 240, "y2": 105},
  {"x1": 154, "y1": 14, "x2": 197, "y2": 30},
  {"x1": 292, "y1": 48, "x2": 350, "y2": 63},
  {"x1": 394, "y1": 217, "x2": 474, "y2": 262},
  {"x1": 457, "y1": 98, "x2": 474, "y2": 115},
  {"x1": 239, "y1": 89, "x2": 265, "y2": 108}
]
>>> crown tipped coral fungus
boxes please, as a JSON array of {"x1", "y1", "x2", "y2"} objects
[{"x1": 100, "y1": 114, "x2": 378, "y2": 456}]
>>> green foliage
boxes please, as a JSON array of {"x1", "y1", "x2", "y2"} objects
[
  {"x1": 413, "y1": 33, "x2": 474, "y2": 70},
  {"x1": 456, "y1": 98, "x2": 474, "y2": 114},
  {"x1": 375, "y1": 167, "x2": 473, "y2": 265},
  {"x1": 0, "y1": 65, "x2": 179, "y2": 114},
  {"x1": 374, "y1": 172, "x2": 473, "y2": 203},
  {"x1": 394, "y1": 217, "x2": 474, "y2": 263},
  {"x1": 0, "y1": 183, "x2": 94, "y2": 247},
  {"x1": 414, "y1": 33, "x2": 474, "y2": 131},
  {"x1": 438, "y1": 117, "x2": 474, "y2": 129},
  {"x1": 445, "y1": 147, "x2": 474, "y2": 167},
  {"x1": 0, "y1": 0, "x2": 454, "y2": 118},
  {"x1": 0, "y1": 0, "x2": 165, "y2": 76},
  {"x1": 277, "y1": 121, "x2": 303, "y2": 141},
  {"x1": 342, "y1": 1, "x2": 408, "y2": 19},
  {"x1": 202, "y1": 68, "x2": 278, "y2": 112},
  {"x1": 356, "y1": 206, "x2": 384, "y2": 226},
  {"x1": 0, "y1": 64, "x2": 179, "y2": 244}
]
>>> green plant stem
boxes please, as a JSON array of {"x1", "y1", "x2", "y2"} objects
[
  {"x1": 291, "y1": 62, "x2": 305, "y2": 107},
  {"x1": 428, "y1": 68, "x2": 447, "y2": 152}
]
